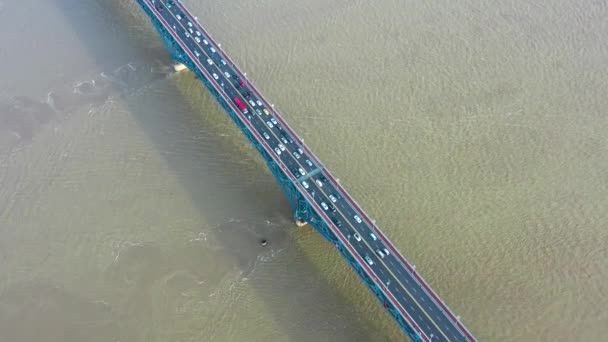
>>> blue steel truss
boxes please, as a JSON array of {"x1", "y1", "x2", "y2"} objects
[{"x1": 136, "y1": 1, "x2": 423, "y2": 340}]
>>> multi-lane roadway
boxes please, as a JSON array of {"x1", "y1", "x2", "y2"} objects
[{"x1": 140, "y1": 1, "x2": 476, "y2": 341}]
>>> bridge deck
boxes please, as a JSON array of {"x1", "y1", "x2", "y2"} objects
[{"x1": 138, "y1": 1, "x2": 476, "y2": 341}]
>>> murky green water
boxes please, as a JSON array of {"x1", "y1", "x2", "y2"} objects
[{"x1": 1, "y1": 0, "x2": 607, "y2": 341}]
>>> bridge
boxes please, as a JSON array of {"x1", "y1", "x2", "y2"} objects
[{"x1": 135, "y1": 1, "x2": 476, "y2": 341}]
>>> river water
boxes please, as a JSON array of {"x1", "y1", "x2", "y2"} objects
[{"x1": 1, "y1": 0, "x2": 607, "y2": 341}]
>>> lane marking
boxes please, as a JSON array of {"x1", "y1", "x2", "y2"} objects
[
  {"x1": 311, "y1": 177, "x2": 452, "y2": 341},
  {"x1": 151, "y1": 2, "x2": 443, "y2": 340},
  {"x1": 174, "y1": 1, "x2": 474, "y2": 339}
]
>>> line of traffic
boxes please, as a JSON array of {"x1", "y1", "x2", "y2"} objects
[
  {"x1": 146, "y1": 1, "x2": 474, "y2": 340},
  {"x1": 145, "y1": 3, "x2": 431, "y2": 339}
]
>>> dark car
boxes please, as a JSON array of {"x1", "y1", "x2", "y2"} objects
[{"x1": 331, "y1": 217, "x2": 342, "y2": 227}]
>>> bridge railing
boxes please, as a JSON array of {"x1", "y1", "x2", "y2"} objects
[
  {"x1": 322, "y1": 168, "x2": 476, "y2": 341},
  {"x1": 166, "y1": 2, "x2": 472, "y2": 340},
  {"x1": 181, "y1": 12, "x2": 474, "y2": 337},
  {"x1": 172, "y1": 3, "x2": 327, "y2": 172},
  {"x1": 168, "y1": 3, "x2": 436, "y2": 339}
]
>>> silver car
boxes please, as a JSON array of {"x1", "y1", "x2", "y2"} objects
[
  {"x1": 329, "y1": 195, "x2": 337, "y2": 202},
  {"x1": 320, "y1": 202, "x2": 329, "y2": 211},
  {"x1": 263, "y1": 132, "x2": 270, "y2": 140},
  {"x1": 315, "y1": 179, "x2": 323, "y2": 187},
  {"x1": 266, "y1": 121, "x2": 273, "y2": 128},
  {"x1": 302, "y1": 181, "x2": 309, "y2": 189},
  {"x1": 274, "y1": 147, "x2": 281, "y2": 155},
  {"x1": 354, "y1": 215, "x2": 362, "y2": 223}
]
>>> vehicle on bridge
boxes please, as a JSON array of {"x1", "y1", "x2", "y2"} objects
[{"x1": 233, "y1": 97, "x2": 248, "y2": 113}]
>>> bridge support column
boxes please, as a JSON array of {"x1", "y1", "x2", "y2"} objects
[{"x1": 173, "y1": 63, "x2": 187, "y2": 72}]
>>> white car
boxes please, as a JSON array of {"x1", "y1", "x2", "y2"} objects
[
  {"x1": 305, "y1": 159, "x2": 313, "y2": 167},
  {"x1": 274, "y1": 147, "x2": 281, "y2": 155},
  {"x1": 353, "y1": 233, "x2": 362, "y2": 241},
  {"x1": 263, "y1": 132, "x2": 270, "y2": 140},
  {"x1": 382, "y1": 247, "x2": 390, "y2": 256},
  {"x1": 176, "y1": 14, "x2": 182, "y2": 20},
  {"x1": 195, "y1": 30, "x2": 201, "y2": 36},
  {"x1": 185, "y1": 31, "x2": 190, "y2": 38},
  {"x1": 364, "y1": 255, "x2": 374, "y2": 266},
  {"x1": 278, "y1": 144, "x2": 286, "y2": 151},
  {"x1": 281, "y1": 137, "x2": 288, "y2": 144},
  {"x1": 210, "y1": 47, "x2": 216, "y2": 53},
  {"x1": 320, "y1": 202, "x2": 329, "y2": 211},
  {"x1": 256, "y1": 100, "x2": 263, "y2": 106},
  {"x1": 298, "y1": 168, "x2": 306, "y2": 176},
  {"x1": 206, "y1": 58, "x2": 213, "y2": 65},
  {"x1": 302, "y1": 181, "x2": 309, "y2": 189},
  {"x1": 212, "y1": 73, "x2": 219, "y2": 80},
  {"x1": 220, "y1": 59, "x2": 227, "y2": 65},
  {"x1": 203, "y1": 39, "x2": 209, "y2": 45},
  {"x1": 354, "y1": 215, "x2": 362, "y2": 223},
  {"x1": 248, "y1": 100, "x2": 256, "y2": 107},
  {"x1": 329, "y1": 195, "x2": 337, "y2": 203},
  {"x1": 187, "y1": 22, "x2": 193, "y2": 27},
  {"x1": 195, "y1": 37, "x2": 200, "y2": 43},
  {"x1": 270, "y1": 117, "x2": 278, "y2": 125},
  {"x1": 188, "y1": 28, "x2": 194, "y2": 34},
  {"x1": 293, "y1": 152, "x2": 300, "y2": 159},
  {"x1": 224, "y1": 72, "x2": 231, "y2": 78},
  {"x1": 315, "y1": 179, "x2": 323, "y2": 187},
  {"x1": 297, "y1": 148, "x2": 304, "y2": 154},
  {"x1": 376, "y1": 249, "x2": 385, "y2": 258},
  {"x1": 369, "y1": 233, "x2": 378, "y2": 241},
  {"x1": 194, "y1": 50, "x2": 200, "y2": 57},
  {"x1": 266, "y1": 121, "x2": 273, "y2": 128}
]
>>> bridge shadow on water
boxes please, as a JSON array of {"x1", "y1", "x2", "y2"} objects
[{"x1": 0, "y1": 0, "x2": 398, "y2": 340}]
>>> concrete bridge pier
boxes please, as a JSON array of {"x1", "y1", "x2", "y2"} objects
[{"x1": 173, "y1": 62, "x2": 187, "y2": 72}]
